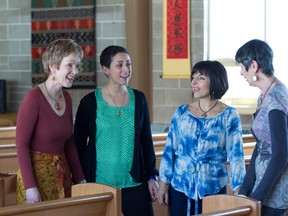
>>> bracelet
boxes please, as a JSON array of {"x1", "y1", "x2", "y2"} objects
[
  {"x1": 79, "y1": 179, "x2": 87, "y2": 184},
  {"x1": 149, "y1": 175, "x2": 158, "y2": 181}
]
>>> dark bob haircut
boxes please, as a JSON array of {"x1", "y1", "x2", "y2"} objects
[
  {"x1": 100, "y1": 45, "x2": 129, "y2": 68},
  {"x1": 191, "y1": 60, "x2": 229, "y2": 100},
  {"x1": 235, "y1": 39, "x2": 274, "y2": 77}
]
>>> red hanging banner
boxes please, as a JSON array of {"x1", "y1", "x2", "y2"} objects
[
  {"x1": 167, "y1": 0, "x2": 189, "y2": 59},
  {"x1": 163, "y1": 0, "x2": 191, "y2": 78}
]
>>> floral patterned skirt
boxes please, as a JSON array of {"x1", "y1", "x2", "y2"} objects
[{"x1": 16, "y1": 151, "x2": 72, "y2": 205}]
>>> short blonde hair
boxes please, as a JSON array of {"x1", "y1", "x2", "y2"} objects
[{"x1": 42, "y1": 38, "x2": 83, "y2": 75}]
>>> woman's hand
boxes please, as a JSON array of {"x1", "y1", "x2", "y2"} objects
[
  {"x1": 157, "y1": 180, "x2": 169, "y2": 206},
  {"x1": 233, "y1": 187, "x2": 240, "y2": 195},
  {"x1": 25, "y1": 187, "x2": 41, "y2": 204},
  {"x1": 79, "y1": 179, "x2": 87, "y2": 184},
  {"x1": 148, "y1": 179, "x2": 159, "y2": 202}
]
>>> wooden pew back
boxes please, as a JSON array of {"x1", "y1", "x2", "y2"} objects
[
  {"x1": 72, "y1": 183, "x2": 122, "y2": 216},
  {"x1": 0, "y1": 178, "x2": 4, "y2": 207},
  {"x1": 0, "y1": 127, "x2": 16, "y2": 145},
  {"x1": 201, "y1": 194, "x2": 261, "y2": 216},
  {"x1": 0, "y1": 144, "x2": 16, "y2": 154},
  {"x1": 0, "y1": 152, "x2": 18, "y2": 174},
  {"x1": 0, "y1": 193, "x2": 113, "y2": 216},
  {"x1": 0, "y1": 173, "x2": 17, "y2": 207}
]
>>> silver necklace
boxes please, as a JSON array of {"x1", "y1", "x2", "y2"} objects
[{"x1": 198, "y1": 100, "x2": 218, "y2": 118}]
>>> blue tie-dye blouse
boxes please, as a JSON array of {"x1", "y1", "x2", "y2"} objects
[{"x1": 159, "y1": 104, "x2": 246, "y2": 200}]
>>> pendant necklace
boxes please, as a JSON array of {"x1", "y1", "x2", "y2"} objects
[
  {"x1": 106, "y1": 85, "x2": 126, "y2": 116},
  {"x1": 44, "y1": 82, "x2": 62, "y2": 111},
  {"x1": 257, "y1": 77, "x2": 276, "y2": 110},
  {"x1": 198, "y1": 100, "x2": 218, "y2": 118}
]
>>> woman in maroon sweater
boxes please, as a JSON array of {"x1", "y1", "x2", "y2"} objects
[{"x1": 16, "y1": 39, "x2": 85, "y2": 204}]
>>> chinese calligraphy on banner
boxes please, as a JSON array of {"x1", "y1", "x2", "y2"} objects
[{"x1": 162, "y1": 0, "x2": 191, "y2": 78}]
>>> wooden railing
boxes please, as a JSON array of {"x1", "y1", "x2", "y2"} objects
[
  {"x1": 0, "y1": 183, "x2": 122, "y2": 216},
  {"x1": 0, "y1": 179, "x2": 4, "y2": 207},
  {"x1": 199, "y1": 194, "x2": 261, "y2": 216},
  {"x1": 72, "y1": 183, "x2": 122, "y2": 216},
  {"x1": 0, "y1": 173, "x2": 16, "y2": 207},
  {"x1": 0, "y1": 193, "x2": 114, "y2": 216},
  {"x1": 0, "y1": 152, "x2": 18, "y2": 174},
  {"x1": 0, "y1": 127, "x2": 16, "y2": 145}
]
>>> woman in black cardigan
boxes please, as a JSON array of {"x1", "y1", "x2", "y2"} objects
[{"x1": 74, "y1": 45, "x2": 158, "y2": 216}]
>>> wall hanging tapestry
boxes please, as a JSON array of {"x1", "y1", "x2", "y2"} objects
[
  {"x1": 31, "y1": 0, "x2": 96, "y2": 88},
  {"x1": 162, "y1": 0, "x2": 191, "y2": 78}
]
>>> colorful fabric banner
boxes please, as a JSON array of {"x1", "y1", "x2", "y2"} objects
[
  {"x1": 162, "y1": 0, "x2": 191, "y2": 78},
  {"x1": 31, "y1": 0, "x2": 96, "y2": 88}
]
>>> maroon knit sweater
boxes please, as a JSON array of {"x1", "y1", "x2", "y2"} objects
[{"x1": 16, "y1": 86, "x2": 84, "y2": 189}]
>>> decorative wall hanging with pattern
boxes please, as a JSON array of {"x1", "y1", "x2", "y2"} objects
[{"x1": 31, "y1": 0, "x2": 96, "y2": 88}]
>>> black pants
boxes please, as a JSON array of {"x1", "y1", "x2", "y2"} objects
[
  {"x1": 169, "y1": 185, "x2": 227, "y2": 216},
  {"x1": 121, "y1": 182, "x2": 154, "y2": 216},
  {"x1": 261, "y1": 205, "x2": 287, "y2": 216}
]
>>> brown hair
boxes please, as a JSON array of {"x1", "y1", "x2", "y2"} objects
[{"x1": 42, "y1": 38, "x2": 83, "y2": 75}]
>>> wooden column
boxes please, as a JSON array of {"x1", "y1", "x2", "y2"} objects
[{"x1": 125, "y1": 0, "x2": 153, "y2": 120}]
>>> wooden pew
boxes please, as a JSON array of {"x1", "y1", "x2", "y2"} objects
[
  {"x1": 0, "y1": 178, "x2": 4, "y2": 207},
  {"x1": 72, "y1": 183, "x2": 122, "y2": 216},
  {"x1": 0, "y1": 152, "x2": 18, "y2": 174},
  {"x1": 0, "y1": 120, "x2": 13, "y2": 128},
  {"x1": 0, "y1": 113, "x2": 17, "y2": 127},
  {"x1": 0, "y1": 144, "x2": 16, "y2": 154},
  {"x1": 0, "y1": 127, "x2": 16, "y2": 145},
  {"x1": 242, "y1": 134, "x2": 256, "y2": 143},
  {"x1": 0, "y1": 173, "x2": 17, "y2": 207},
  {"x1": 0, "y1": 193, "x2": 115, "y2": 216},
  {"x1": 152, "y1": 133, "x2": 168, "y2": 142},
  {"x1": 0, "y1": 182, "x2": 121, "y2": 216},
  {"x1": 199, "y1": 194, "x2": 261, "y2": 216}
]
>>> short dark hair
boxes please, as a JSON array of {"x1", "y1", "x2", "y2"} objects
[
  {"x1": 191, "y1": 60, "x2": 229, "y2": 100},
  {"x1": 235, "y1": 39, "x2": 274, "y2": 76},
  {"x1": 100, "y1": 45, "x2": 129, "y2": 68}
]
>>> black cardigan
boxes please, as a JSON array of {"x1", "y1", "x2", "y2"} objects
[{"x1": 73, "y1": 88, "x2": 158, "y2": 183}]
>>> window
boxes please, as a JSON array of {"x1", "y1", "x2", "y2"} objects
[{"x1": 206, "y1": 0, "x2": 288, "y2": 110}]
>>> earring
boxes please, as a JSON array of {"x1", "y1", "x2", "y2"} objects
[
  {"x1": 252, "y1": 75, "x2": 257, "y2": 82},
  {"x1": 52, "y1": 75, "x2": 56, "y2": 81}
]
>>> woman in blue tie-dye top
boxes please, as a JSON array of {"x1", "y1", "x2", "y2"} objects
[
  {"x1": 235, "y1": 39, "x2": 288, "y2": 216},
  {"x1": 157, "y1": 60, "x2": 246, "y2": 216}
]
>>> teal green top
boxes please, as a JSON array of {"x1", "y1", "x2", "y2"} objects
[{"x1": 95, "y1": 87, "x2": 140, "y2": 188}]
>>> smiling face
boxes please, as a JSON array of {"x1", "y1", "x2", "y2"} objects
[
  {"x1": 52, "y1": 53, "x2": 81, "y2": 88},
  {"x1": 103, "y1": 52, "x2": 131, "y2": 86},
  {"x1": 191, "y1": 71, "x2": 211, "y2": 99}
]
